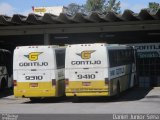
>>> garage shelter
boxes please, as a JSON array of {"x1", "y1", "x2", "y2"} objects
[{"x1": 0, "y1": 9, "x2": 160, "y2": 87}]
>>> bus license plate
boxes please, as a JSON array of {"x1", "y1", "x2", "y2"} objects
[
  {"x1": 82, "y1": 82, "x2": 91, "y2": 86},
  {"x1": 30, "y1": 83, "x2": 38, "y2": 87}
]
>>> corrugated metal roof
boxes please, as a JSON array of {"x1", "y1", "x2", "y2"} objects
[{"x1": 0, "y1": 9, "x2": 160, "y2": 26}]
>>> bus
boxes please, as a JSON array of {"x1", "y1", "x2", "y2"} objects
[
  {"x1": 13, "y1": 46, "x2": 65, "y2": 101},
  {"x1": 65, "y1": 43, "x2": 136, "y2": 97},
  {"x1": 0, "y1": 49, "x2": 12, "y2": 90}
]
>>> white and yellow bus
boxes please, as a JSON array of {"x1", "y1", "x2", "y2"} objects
[
  {"x1": 13, "y1": 46, "x2": 65, "y2": 101},
  {"x1": 0, "y1": 49, "x2": 12, "y2": 91},
  {"x1": 65, "y1": 43, "x2": 136, "y2": 97}
]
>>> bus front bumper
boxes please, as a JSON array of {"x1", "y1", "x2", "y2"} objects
[
  {"x1": 14, "y1": 89, "x2": 57, "y2": 97},
  {"x1": 14, "y1": 82, "x2": 59, "y2": 98},
  {"x1": 66, "y1": 91, "x2": 109, "y2": 97},
  {"x1": 65, "y1": 80, "x2": 109, "y2": 97}
]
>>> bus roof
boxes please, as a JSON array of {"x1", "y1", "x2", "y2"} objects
[
  {"x1": 67, "y1": 43, "x2": 133, "y2": 50},
  {"x1": 15, "y1": 45, "x2": 65, "y2": 50}
]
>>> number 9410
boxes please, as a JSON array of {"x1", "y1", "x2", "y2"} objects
[
  {"x1": 25, "y1": 76, "x2": 43, "y2": 80},
  {"x1": 77, "y1": 74, "x2": 95, "y2": 79}
]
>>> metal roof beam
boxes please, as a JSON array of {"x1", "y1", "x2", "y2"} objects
[{"x1": 0, "y1": 20, "x2": 160, "y2": 36}]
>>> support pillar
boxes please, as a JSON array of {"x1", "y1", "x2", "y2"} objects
[{"x1": 44, "y1": 33, "x2": 50, "y2": 45}]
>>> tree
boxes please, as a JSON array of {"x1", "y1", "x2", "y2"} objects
[
  {"x1": 66, "y1": 3, "x2": 81, "y2": 16},
  {"x1": 104, "y1": 0, "x2": 121, "y2": 14},
  {"x1": 66, "y1": 0, "x2": 121, "y2": 16},
  {"x1": 85, "y1": 0, "x2": 121, "y2": 14},
  {"x1": 148, "y1": 2, "x2": 160, "y2": 13},
  {"x1": 85, "y1": 0, "x2": 105, "y2": 13}
]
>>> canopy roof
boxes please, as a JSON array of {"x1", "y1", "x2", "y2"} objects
[{"x1": 0, "y1": 9, "x2": 160, "y2": 26}]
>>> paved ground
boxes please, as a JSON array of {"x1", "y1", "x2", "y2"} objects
[{"x1": 0, "y1": 87, "x2": 160, "y2": 114}]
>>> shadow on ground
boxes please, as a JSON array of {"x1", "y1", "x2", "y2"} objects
[
  {"x1": 0, "y1": 89, "x2": 13, "y2": 98},
  {"x1": 25, "y1": 96, "x2": 69, "y2": 104},
  {"x1": 67, "y1": 87, "x2": 153, "y2": 103},
  {"x1": 25, "y1": 87, "x2": 153, "y2": 103},
  {"x1": 115, "y1": 87, "x2": 152, "y2": 102}
]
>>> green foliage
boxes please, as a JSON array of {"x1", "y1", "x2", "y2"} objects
[
  {"x1": 66, "y1": 3, "x2": 81, "y2": 16},
  {"x1": 66, "y1": 3, "x2": 87, "y2": 15},
  {"x1": 148, "y1": 2, "x2": 160, "y2": 13},
  {"x1": 104, "y1": 0, "x2": 121, "y2": 14},
  {"x1": 66, "y1": 0, "x2": 121, "y2": 15},
  {"x1": 85, "y1": 0, "x2": 105, "y2": 12},
  {"x1": 85, "y1": 0, "x2": 121, "y2": 14}
]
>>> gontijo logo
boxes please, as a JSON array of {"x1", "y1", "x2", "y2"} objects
[
  {"x1": 71, "y1": 50, "x2": 101, "y2": 65},
  {"x1": 76, "y1": 50, "x2": 95, "y2": 59},
  {"x1": 24, "y1": 52, "x2": 43, "y2": 61}
]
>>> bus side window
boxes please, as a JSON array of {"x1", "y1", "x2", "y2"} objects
[
  {"x1": 55, "y1": 50, "x2": 65, "y2": 69},
  {"x1": 117, "y1": 50, "x2": 122, "y2": 66},
  {"x1": 108, "y1": 50, "x2": 117, "y2": 67},
  {"x1": 131, "y1": 49, "x2": 135, "y2": 63},
  {"x1": 0, "y1": 51, "x2": 2, "y2": 65},
  {"x1": 0, "y1": 51, "x2": 5, "y2": 65},
  {"x1": 109, "y1": 48, "x2": 134, "y2": 68},
  {"x1": 121, "y1": 50, "x2": 126, "y2": 65}
]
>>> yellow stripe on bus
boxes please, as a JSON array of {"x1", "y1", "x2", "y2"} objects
[
  {"x1": 14, "y1": 81, "x2": 65, "y2": 97},
  {"x1": 65, "y1": 80, "x2": 109, "y2": 97}
]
